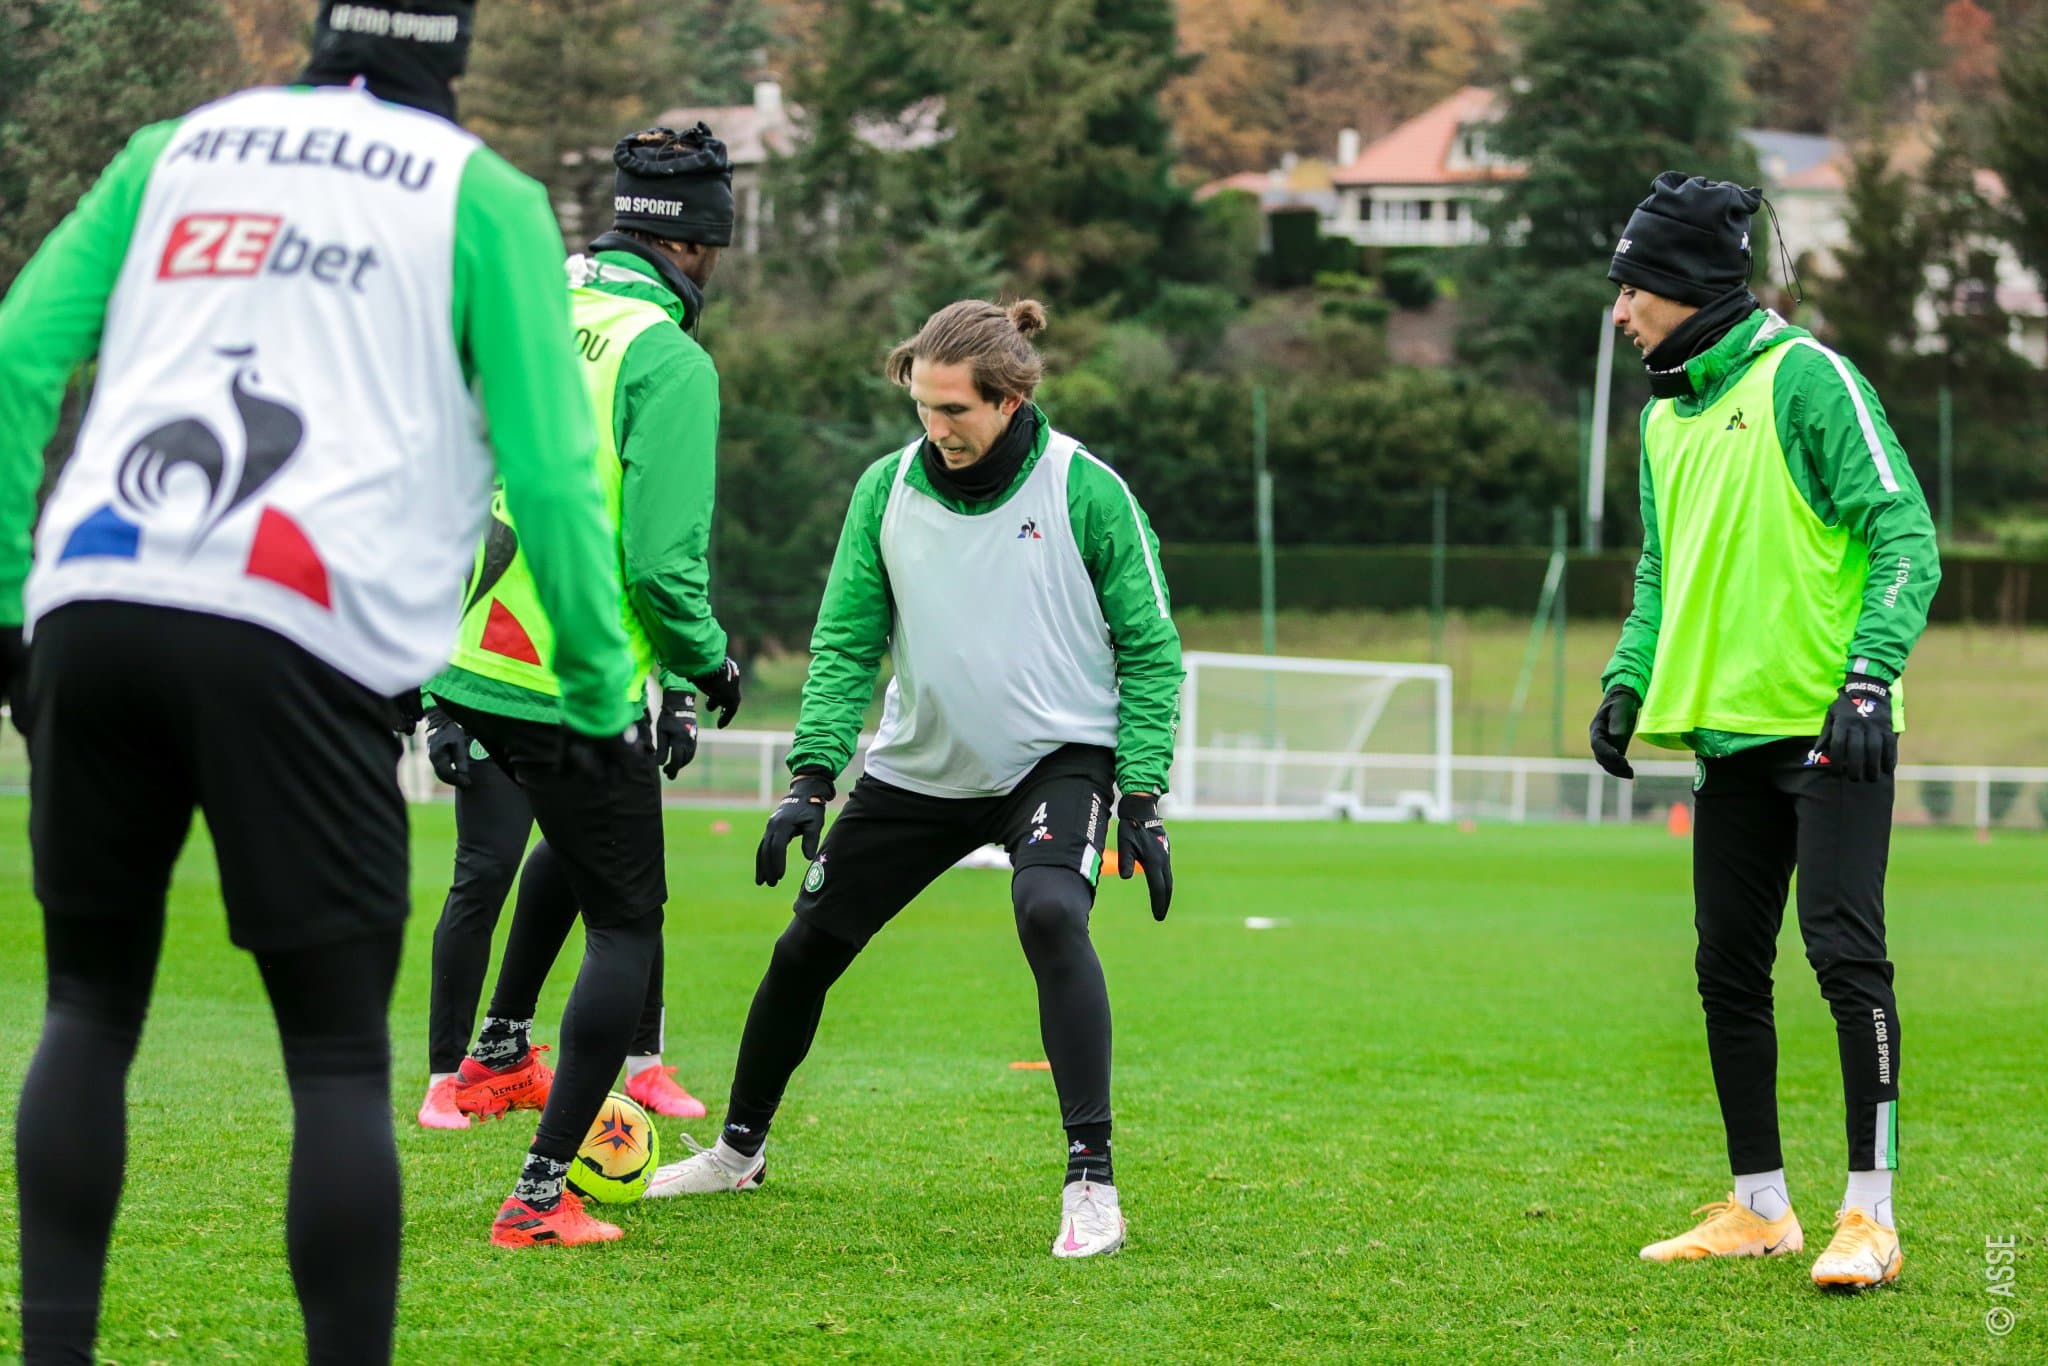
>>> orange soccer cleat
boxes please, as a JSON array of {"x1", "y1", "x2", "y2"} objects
[
  {"x1": 489, "y1": 1189, "x2": 623, "y2": 1248},
  {"x1": 1639, "y1": 1194, "x2": 1804, "y2": 1263},
  {"x1": 452, "y1": 1045, "x2": 554, "y2": 1119}
]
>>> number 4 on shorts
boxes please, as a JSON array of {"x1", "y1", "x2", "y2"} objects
[{"x1": 1031, "y1": 802, "x2": 1048, "y2": 825}]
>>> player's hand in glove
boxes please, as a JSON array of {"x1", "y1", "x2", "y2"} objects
[
  {"x1": 425, "y1": 707, "x2": 473, "y2": 788},
  {"x1": 1811, "y1": 673, "x2": 1896, "y2": 782},
  {"x1": 390, "y1": 689, "x2": 427, "y2": 735},
  {"x1": 756, "y1": 769, "x2": 834, "y2": 887},
  {"x1": 1588, "y1": 685, "x2": 1642, "y2": 780},
  {"x1": 655, "y1": 688, "x2": 699, "y2": 777},
  {"x1": 689, "y1": 656, "x2": 743, "y2": 729},
  {"x1": 1116, "y1": 793, "x2": 1173, "y2": 921}
]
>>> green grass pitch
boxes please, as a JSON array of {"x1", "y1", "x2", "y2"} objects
[{"x1": 0, "y1": 797, "x2": 2041, "y2": 1362}]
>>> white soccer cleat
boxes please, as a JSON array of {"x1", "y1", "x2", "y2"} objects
[
  {"x1": 1051, "y1": 1179, "x2": 1125, "y2": 1259},
  {"x1": 644, "y1": 1134, "x2": 765, "y2": 1198}
]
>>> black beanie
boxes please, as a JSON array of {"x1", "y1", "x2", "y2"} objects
[
  {"x1": 611, "y1": 124, "x2": 735, "y2": 247},
  {"x1": 302, "y1": 2, "x2": 476, "y2": 122},
  {"x1": 1608, "y1": 171, "x2": 1763, "y2": 307}
]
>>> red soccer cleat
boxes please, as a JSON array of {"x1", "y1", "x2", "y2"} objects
[
  {"x1": 452, "y1": 1045, "x2": 553, "y2": 1119},
  {"x1": 625, "y1": 1064, "x2": 708, "y2": 1119},
  {"x1": 489, "y1": 1189, "x2": 623, "y2": 1248}
]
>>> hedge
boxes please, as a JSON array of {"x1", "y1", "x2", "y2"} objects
[{"x1": 1159, "y1": 545, "x2": 2048, "y2": 625}]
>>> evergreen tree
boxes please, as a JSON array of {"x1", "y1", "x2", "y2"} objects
[
  {"x1": 1815, "y1": 142, "x2": 1926, "y2": 394},
  {"x1": 0, "y1": 0, "x2": 245, "y2": 289},
  {"x1": 662, "y1": 0, "x2": 779, "y2": 107},
  {"x1": 1990, "y1": 7, "x2": 2048, "y2": 284},
  {"x1": 777, "y1": 0, "x2": 1190, "y2": 308},
  {"x1": 1461, "y1": 0, "x2": 1755, "y2": 394},
  {"x1": 462, "y1": 0, "x2": 662, "y2": 243}
]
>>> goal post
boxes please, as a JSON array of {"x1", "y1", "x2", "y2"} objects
[{"x1": 1168, "y1": 651, "x2": 1453, "y2": 822}]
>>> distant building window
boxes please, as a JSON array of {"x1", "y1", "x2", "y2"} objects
[
  {"x1": 1420, "y1": 201, "x2": 1435, "y2": 221},
  {"x1": 1360, "y1": 195, "x2": 1371, "y2": 223},
  {"x1": 1446, "y1": 200, "x2": 1461, "y2": 222}
]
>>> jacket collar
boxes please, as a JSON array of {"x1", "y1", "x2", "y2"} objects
[
  {"x1": 1663, "y1": 308, "x2": 1802, "y2": 411},
  {"x1": 583, "y1": 231, "x2": 702, "y2": 332}
]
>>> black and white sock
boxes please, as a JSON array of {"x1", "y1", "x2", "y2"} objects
[
  {"x1": 513, "y1": 1154, "x2": 571, "y2": 1212},
  {"x1": 473, "y1": 1015, "x2": 531, "y2": 1070},
  {"x1": 1065, "y1": 1126, "x2": 1113, "y2": 1187}
]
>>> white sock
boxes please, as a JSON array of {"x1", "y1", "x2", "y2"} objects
[
  {"x1": 428, "y1": 1071, "x2": 455, "y2": 1086},
  {"x1": 1734, "y1": 1169, "x2": 1791, "y2": 1220},
  {"x1": 1844, "y1": 1169, "x2": 1894, "y2": 1228},
  {"x1": 713, "y1": 1137, "x2": 758, "y2": 1172},
  {"x1": 625, "y1": 1054, "x2": 662, "y2": 1079}
]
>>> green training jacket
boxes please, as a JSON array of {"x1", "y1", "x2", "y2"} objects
[{"x1": 1600, "y1": 309, "x2": 1941, "y2": 756}]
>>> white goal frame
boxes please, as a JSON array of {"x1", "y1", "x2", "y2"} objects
[{"x1": 1167, "y1": 651, "x2": 1454, "y2": 822}]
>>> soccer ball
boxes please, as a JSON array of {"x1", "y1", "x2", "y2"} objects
[{"x1": 567, "y1": 1092, "x2": 660, "y2": 1205}]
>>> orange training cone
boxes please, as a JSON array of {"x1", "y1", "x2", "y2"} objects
[{"x1": 1666, "y1": 801, "x2": 1693, "y2": 837}]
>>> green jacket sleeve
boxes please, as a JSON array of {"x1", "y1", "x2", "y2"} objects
[
  {"x1": 1773, "y1": 343, "x2": 1941, "y2": 683},
  {"x1": 1068, "y1": 449, "x2": 1183, "y2": 795},
  {"x1": 0, "y1": 119, "x2": 179, "y2": 626},
  {"x1": 619, "y1": 326, "x2": 727, "y2": 679},
  {"x1": 454, "y1": 149, "x2": 635, "y2": 736},
  {"x1": 786, "y1": 454, "x2": 897, "y2": 778},
  {"x1": 1600, "y1": 409, "x2": 1663, "y2": 698}
]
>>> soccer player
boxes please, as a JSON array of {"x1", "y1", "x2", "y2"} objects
[
  {"x1": 427, "y1": 124, "x2": 743, "y2": 1249},
  {"x1": 0, "y1": 2, "x2": 639, "y2": 1359},
  {"x1": 416, "y1": 124, "x2": 742, "y2": 1132},
  {"x1": 643, "y1": 298, "x2": 1182, "y2": 1260},
  {"x1": 1589, "y1": 173, "x2": 1939, "y2": 1288}
]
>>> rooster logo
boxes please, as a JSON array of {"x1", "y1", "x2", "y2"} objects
[{"x1": 61, "y1": 345, "x2": 328, "y2": 606}]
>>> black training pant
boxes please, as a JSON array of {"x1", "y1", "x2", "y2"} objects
[
  {"x1": 1692, "y1": 738, "x2": 1901, "y2": 1175},
  {"x1": 434, "y1": 702, "x2": 665, "y2": 1163},
  {"x1": 723, "y1": 746, "x2": 1116, "y2": 1149},
  {"x1": 426, "y1": 757, "x2": 664, "y2": 1075},
  {"x1": 20, "y1": 602, "x2": 407, "y2": 1365}
]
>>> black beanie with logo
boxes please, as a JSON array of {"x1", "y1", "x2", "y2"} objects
[
  {"x1": 301, "y1": 2, "x2": 476, "y2": 121},
  {"x1": 611, "y1": 124, "x2": 735, "y2": 247},
  {"x1": 1608, "y1": 171, "x2": 1763, "y2": 307}
]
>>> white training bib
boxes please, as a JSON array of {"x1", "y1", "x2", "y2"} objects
[
  {"x1": 866, "y1": 430, "x2": 1120, "y2": 798},
  {"x1": 28, "y1": 86, "x2": 497, "y2": 695}
]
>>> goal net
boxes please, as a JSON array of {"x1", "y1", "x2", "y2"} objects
[{"x1": 1167, "y1": 652, "x2": 1452, "y2": 821}]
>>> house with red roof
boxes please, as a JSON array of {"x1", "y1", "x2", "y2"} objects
[{"x1": 1325, "y1": 86, "x2": 1519, "y2": 248}]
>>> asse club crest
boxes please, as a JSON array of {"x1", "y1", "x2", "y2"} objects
[{"x1": 803, "y1": 856, "x2": 827, "y2": 894}]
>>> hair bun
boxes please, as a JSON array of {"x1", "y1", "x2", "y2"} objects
[{"x1": 1007, "y1": 298, "x2": 1048, "y2": 338}]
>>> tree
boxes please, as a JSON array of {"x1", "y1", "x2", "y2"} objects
[
  {"x1": 1460, "y1": 0, "x2": 1755, "y2": 395},
  {"x1": 1732, "y1": 0, "x2": 1868, "y2": 133},
  {"x1": 660, "y1": 0, "x2": 779, "y2": 107},
  {"x1": 1814, "y1": 142, "x2": 1926, "y2": 393},
  {"x1": 219, "y1": 0, "x2": 310, "y2": 85},
  {"x1": 1990, "y1": 6, "x2": 2048, "y2": 284},
  {"x1": 776, "y1": 0, "x2": 1191, "y2": 308},
  {"x1": 461, "y1": 0, "x2": 664, "y2": 242},
  {"x1": 0, "y1": 0, "x2": 246, "y2": 290}
]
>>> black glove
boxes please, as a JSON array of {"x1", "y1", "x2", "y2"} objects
[
  {"x1": 756, "y1": 769, "x2": 834, "y2": 887},
  {"x1": 1, "y1": 625, "x2": 26, "y2": 736},
  {"x1": 561, "y1": 716, "x2": 654, "y2": 784},
  {"x1": 425, "y1": 707, "x2": 472, "y2": 788},
  {"x1": 1811, "y1": 673, "x2": 1896, "y2": 782},
  {"x1": 654, "y1": 688, "x2": 699, "y2": 778},
  {"x1": 1116, "y1": 793, "x2": 1173, "y2": 922},
  {"x1": 1589, "y1": 685, "x2": 1641, "y2": 780},
  {"x1": 390, "y1": 689, "x2": 427, "y2": 735},
  {"x1": 688, "y1": 656, "x2": 743, "y2": 729}
]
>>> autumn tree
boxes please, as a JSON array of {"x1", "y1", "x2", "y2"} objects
[{"x1": 1461, "y1": 0, "x2": 1754, "y2": 394}]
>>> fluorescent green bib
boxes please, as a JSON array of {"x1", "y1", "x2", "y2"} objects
[
  {"x1": 445, "y1": 287, "x2": 666, "y2": 701},
  {"x1": 1637, "y1": 341, "x2": 1902, "y2": 748}
]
